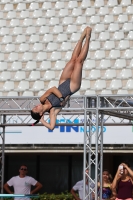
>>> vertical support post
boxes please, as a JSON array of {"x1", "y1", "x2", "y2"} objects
[
  {"x1": 1, "y1": 115, "x2": 6, "y2": 193},
  {"x1": 83, "y1": 96, "x2": 87, "y2": 200},
  {"x1": 95, "y1": 97, "x2": 98, "y2": 200},
  {"x1": 88, "y1": 97, "x2": 92, "y2": 200},
  {"x1": 85, "y1": 97, "x2": 97, "y2": 200},
  {"x1": 88, "y1": 111, "x2": 92, "y2": 200},
  {"x1": 99, "y1": 113, "x2": 104, "y2": 200},
  {"x1": 99, "y1": 97, "x2": 104, "y2": 200}
]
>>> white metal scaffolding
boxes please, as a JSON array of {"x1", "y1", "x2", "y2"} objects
[{"x1": 0, "y1": 95, "x2": 133, "y2": 199}]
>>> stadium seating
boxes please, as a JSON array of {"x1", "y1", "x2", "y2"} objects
[
  {"x1": 102, "y1": 69, "x2": 116, "y2": 79},
  {"x1": 7, "y1": 91, "x2": 18, "y2": 96},
  {"x1": 2, "y1": 81, "x2": 14, "y2": 91},
  {"x1": 92, "y1": 80, "x2": 106, "y2": 90},
  {"x1": 98, "y1": 59, "x2": 111, "y2": 69},
  {"x1": 117, "y1": 89, "x2": 128, "y2": 94},
  {"x1": 0, "y1": 0, "x2": 132, "y2": 96},
  {"x1": 113, "y1": 59, "x2": 126, "y2": 69},
  {"x1": 15, "y1": 81, "x2": 29, "y2": 91},
  {"x1": 0, "y1": 62, "x2": 7, "y2": 71}
]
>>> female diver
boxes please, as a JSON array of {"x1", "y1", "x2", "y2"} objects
[{"x1": 31, "y1": 27, "x2": 92, "y2": 130}]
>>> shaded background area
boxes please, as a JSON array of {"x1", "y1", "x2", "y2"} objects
[{"x1": 3, "y1": 153, "x2": 133, "y2": 194}]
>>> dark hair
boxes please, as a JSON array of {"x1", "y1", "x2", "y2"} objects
[
  {"x1": 20, "y1": 164, "x2": 28, "y2": 169},
  {"x1": 103, "y1": 169, "x2": 110, "y2": 174},
  {"x1": 31, "y1": 110, "x2": 41, "y2": 126},
  {"x1": 122, "y1": 160, "x2": 130, "y2": 167}
]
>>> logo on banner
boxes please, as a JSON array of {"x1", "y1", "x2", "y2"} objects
[{"x1": 48, "y1": 119, "x2": 106, "y2": 133}]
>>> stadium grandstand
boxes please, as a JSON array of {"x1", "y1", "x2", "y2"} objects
[{"x1": 0, "y1": 0, "x2": 133, "y2": 96}]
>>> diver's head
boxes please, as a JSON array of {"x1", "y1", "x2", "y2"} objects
[{"x1": 31, "y1": 104, "x2": 44, "y2": 125}]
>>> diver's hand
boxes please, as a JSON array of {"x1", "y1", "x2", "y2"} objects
[
  {"x1": 40, "y1": 116, "x2": 45, "y2": 123},
  {"x1": 60, "y1": 100, "x2": 66, "y2": 107}
]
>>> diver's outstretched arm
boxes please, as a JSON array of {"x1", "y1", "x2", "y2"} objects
[{"x1": 40, "y1": 109, "x2": 57, "y2": 130}]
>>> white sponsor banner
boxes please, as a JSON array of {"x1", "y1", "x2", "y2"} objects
[{"x1": 1, "y1": 115, "x2": 133, "y2": 144}]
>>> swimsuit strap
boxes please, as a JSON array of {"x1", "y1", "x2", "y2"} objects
[{"x1": 44, "y1": 98, "x2": 53, "y2": 113}]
